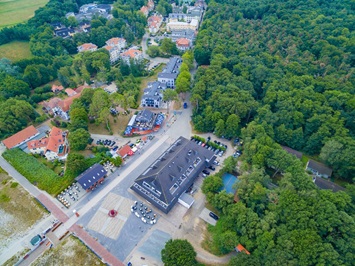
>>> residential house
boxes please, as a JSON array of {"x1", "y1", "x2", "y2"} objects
[
  {"x1": 176, "y1": 38, "x2": 191, "y2": 51},
  {"x1": 141, "y1": 81, "x2": 167, "y2": 108},
  {"x1": 27, "y1": 126, "x2": 68, "y2": 161},
  {"x1": 51, "y1": 84, "x2": 64, "y2": 93},
  {"x1": 148, "y1": 15, "x2": 163, "y2": 34},
  {"x1": 147, "y1": 0, "x2": 155, "y2": 11},
  {"x1": 103, "y1": 45, "x2": 120, "y2": 63},
  {"x1": 117, "y1": 145, "x2": 133, "y2": 159},
  {"x1": 120, "y1": 48, "x2": 143, "y2": 65},
  {"x1": 105, "y1": 37, "x2": 126, "y2": 50},
  {"x1": 54, "y1": 27, "x2": 75, "y2": 39},
  {"x1": 65, "y1": 88, "x2": 77, "y2": 97},
  {"x1": 158, "y1": 56, "x2": 182, "y2": 88},
  {"x1": 130, "y1": 136, "x2": 216, "y2": 213},
  {"x1": 42, "y1": 93, "x2": 81, "y2": 120},
  {"x1": 140, "y1": 6, "x2": 149, "y2": 17},
  {"x1": 2, "y1": 126, "x2": 39, "y2": 149},
  {"x1": 306, "y1": 159, "x2": 333, "y2": 178},
  {"x1": 77, "y1": 43, "x2": 98, "y2": 53},
  {"x1": 235, "y1": 244, "x2": 250, "y2": 255},
  {"x1": 74, "y1": 3, "x2": 112, "y2": 22},
  {"x1": 313, "y1": 176, "x2": 344, "y2": 193},
  {"x1": 75, "y1": 164, "x2": 107, "y2": 192}
]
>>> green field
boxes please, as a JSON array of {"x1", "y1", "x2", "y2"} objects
[
  {"x1": 0, "y1": 41, "x2": 32, "y2": 61},
  {"x1": 0, "y1": 0, "x2": 48, "y2": 28}
]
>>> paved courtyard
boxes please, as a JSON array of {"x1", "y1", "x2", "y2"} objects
[{"x1": 87, "y1": 193, "x2": 132, "y2": 240}]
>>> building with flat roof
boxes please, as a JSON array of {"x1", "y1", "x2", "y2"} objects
[
  {"x1": 76, "y1": 164, "x2": 107, "y2": 192},
  {"x1": 131, "y1": 136, "x2": 216, "y2": 213}
]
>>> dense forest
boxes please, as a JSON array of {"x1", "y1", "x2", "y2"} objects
[
  {"x1": 195, "y1": 0, "x2": 355, "y2": 265},
  {"x1": 0, "y1": 0, "x2": 149, "y2": 139},
  {"x1": 192, "y1": 0, "x2": 355, "y2": 180}
]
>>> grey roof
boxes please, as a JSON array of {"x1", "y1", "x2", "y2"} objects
[
  {"x1": 158, "y1": 72, "x2": 178, "y2": 79},
  {"x1": 307, "y1": 160, "x2": 333, "y2": 177},
  {"x1": 179, "y1": 193, "x2": 195, "y2": 206},
  {"x1": 75, "y1": 164, "x2": 107, "y2": 190},
  {"x1": 158, "y1": 56, "x2": 181, "y2": 80},
  {"x1": 142, "y1": 81, "x2": 166, "y2": 101},
  {"x1": 136, "y1": 109, "x2": 154, "y2": 122},
  {"x1": 281, "y1": 146, "x2": 303, "y2": 159},
  {"x1": 313, "y1": 177, "x2": 344, "y2": 192},
  {"x1": 131, "y1": 137, "x2": 216, "y2": 213}
]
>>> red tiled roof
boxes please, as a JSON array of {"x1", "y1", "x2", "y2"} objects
[
  {"x1": 122, "y1": 49, "x2": 142, "y2": 59},
  {"x1": 117, "y1": 145, "x2": 132, "y2": 157},
  {"x1": 65, "y1": 88, "x2": 77, "y2": 97},
  {"x1": 2, "y1": 125, "x2": 39, "y2": 149},
  {"x1": 140, "y1": 6, "x2": 148, "y2": 14},
  {"x1": 106, "y1": 37, "x2": 126, "y2": 46},
  {"x1": 27, "y1": 137, "x2": 49, "y2": 150},
  {"x1": 75, "y1": 85, "x2": 89, "y2": 94},
  {"x1": 58, "y1": 93, "x2": 81, "y2": 112},
  {"x1": 236, "y1": 244, "x2": 250, "y2": 255},
  {"x1": 79, "y1": 43, "x2": 97, "y2": 51},
  {"x1": 45, "y1": 97, "x2": 62, "y2": 109},
  {"x1": 176, "y1": 38, "x2": 190, "y2": 47},
  {"x1": 51, "y1": 84, "x2": 64, "y2": 92},
  {"x1": 46, "y1": 126, "x2": 64, "y2": 153}
]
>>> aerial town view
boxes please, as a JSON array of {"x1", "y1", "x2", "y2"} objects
[{"x1": 0, "y1": 0, "x2": 354, "y2": 265}]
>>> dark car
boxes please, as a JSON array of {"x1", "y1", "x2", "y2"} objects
[
  {"x1": 208, "y1": 165, "x2": 216, "y2": 171},
  {"x1": 209, "y1": 212, "x2": 219, "y2": 220},
  {"x1": 112, "y1": 146, "x2": 119, "y2": 151},
  {"x1": 110, "y1": 141, "x2": 116, "y2": 147},
  {"x1": 202, "y1": 169, "x2": 210, "y2": 175}
]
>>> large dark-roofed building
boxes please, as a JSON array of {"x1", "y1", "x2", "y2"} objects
[
  {"x1": 131, "y1": 136, "x2": 216, "y2": 213},
  {"x1": 76, "y1": 164, "x2": 107, "y2": 191}
]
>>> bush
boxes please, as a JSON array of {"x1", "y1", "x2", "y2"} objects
[
  {"x1": 3, "y1": 149, "x2": 73, "y2": 195},
  {"x1": 10, "y1": 182, "x2": 19, "y2": 188}
]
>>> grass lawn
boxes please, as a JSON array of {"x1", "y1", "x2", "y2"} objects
[
  {"x1": 33, "y1": 235, "x2": 105, "y2": 266},
  {"x1": 0, "y1": 0, "x2": 48, "y2": 28},
  {"x1": 88, "y1": 114, "x2": 130, "y2": 135},
  {"x1": 0, "y1": 41, "x2": 32, "y2": 61},
  {"x1": 0, "y1": 167, "x2": 46, "y2": 251}
]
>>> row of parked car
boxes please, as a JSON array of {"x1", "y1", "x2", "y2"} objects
[
  {"x1": 191, "y1": 137, "x2": 227, "y2": 157},
  {"x1": 96, "y1": 139, "x2": 119, "y2": 151}
]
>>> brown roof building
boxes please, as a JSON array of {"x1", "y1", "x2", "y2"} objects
[
  {"x1": 51, "y1": 84, "x2": 64, "y2": 93},
  {"x1": 2, "y1": 125, "x2": 39, "y2": 149},
  {"x1": 117, "y1": 145, "x2": 133, "y2": 158}
]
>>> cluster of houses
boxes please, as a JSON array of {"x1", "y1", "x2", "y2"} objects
[
  {"x1": 51, "y1": 3, "x2": 112, "y2": 39},
  {"x1": 140, "y1": 0, "x2": 155, "y2": 17},
  {"x1": 144, "y1": 1, "x2": 205, "y2": 51},
  {"x1": 66, "y1": 3, "x2": 113, "y2": 22},
  {"x1": 77, "y1": 37, "x2": 143, "y2": 65},
  {"x1": 141, "y1": 56, "x2": 182, "y2": 109},
  {"x1": 41, "y1": 85, "x2": 88, "y2": 120},
  {"x1": 2, "y1": 125, "x2": 69, "y2": 161}
]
